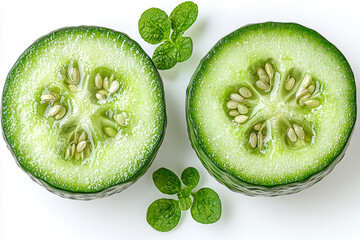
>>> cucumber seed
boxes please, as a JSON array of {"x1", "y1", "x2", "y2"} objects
[
  {"x1": 237, "y1": 104, "x2": 249, "y2": 114},
  {"x1": 226, "y1": 100, "x2": 239, "y2": 109},
  {"x1": 234, "y1": 115, "x2": 248, "y2": 124},
  {"x1": 265, "y1": 63, "x2": 273, "y2": 79},
  {"x1": 229, "y1": 110, "x2": 240, "y2": 117},
  {"x1": 304, "y1": 99, "x2": 320, "y2": 107},
  {"x1": 285, "y1": 77, "x2": 295, "y2": 91},
  {"x1": 249, "y1": 132, "x2": 257, "y2": 149},
  {"x1": 230, "y1": 93, "x2": 245, "y2": 103},
  {"x1": 255, "y1": 80, "x2": 270, "y2": 91},
  {"x1": 254, "y1": 123, "x2": 262, "y2": 131},
  {"x1": 239, "y1": 87, "x2": 252, "y2": 98},
  {"x1": 287, "y1": 127, "x2": 298, "y2": 142},
  {"x1": 95, "y1": 73, "x2": 103, "y2": 89},
  {"x1": 293, "y1": 124, "x2": 305, "y2": 140}
]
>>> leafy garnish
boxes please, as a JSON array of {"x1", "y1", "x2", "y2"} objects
[
  {"x1": 138, "y1": 1, "x2": 198, "y2": 70},
  {"x1": 146, "y1": 167, "x2": 222, "y2": 232},
  {"x1": 171, "y1": 36, "x2": 193, "y2": 62},
  {"x1": 169, "y1": 1, "x2": 198, "y2": 33},
  {"x1": 178, "y1": 196, "x2": 192, "y2": 211},
  {"x1": 146, "y1": 199, "x2": 181, "y2": 232},
  {"x1": 138, "y1": 8, "x2": 171, "y2": 44},
  {"x1": 152, "y1": 42, "x2": 177, "y2": 70},
  {"x1": 181, "y1": 167, "x2": 199, "y2": 188},
  {"x1": 191, "y1": 188, "x2": 222, "y2": 224},
  {"x1": 152, "y1": 167, "x2": 181, "y2": 195}
]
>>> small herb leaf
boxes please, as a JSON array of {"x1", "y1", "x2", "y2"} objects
[
  {"x1": 191, "y1": 188, "x2": 222, "y2": 224},
  {"x1": 170, "y1": 31, "x2": 181, "y2": 42},
  {"x1": 138, "y1": 8, "x2": 171, "y2": 44},
  {"x1": 152, "y1": 167, "x2": 181, "y2": 194},
  {"x1": 169, "y1": 1, "x2": 198, "y2": 33},
  {"x1": 146, "y1": 199, "x2": 181, "y2": 232},
  {"x1": 177, "y1": 186, "x2": 192, "y2": 199},
  {"x1": 181, "y1": 167, "x2": 199, "y2": 188},
  {"x1": 152, "y1": 42, "x2": 177, "y2": 70},
  {"x1": 171, "y1": 36, "x2": 193, "y2": 62},
  {"x1": 178, "y1": 196, "x2": 192, "y2": 211}
]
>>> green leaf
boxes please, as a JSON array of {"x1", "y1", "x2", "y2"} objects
[
  {"x1": 181, "y1": 167, "x2": 199, "y2": 188},
  {"x1": 178, "y1": 196, "x2": 192, "y2": 211},
  {"x1": 138, "y1": 8, "x2": 171, "y2": 44},
  {"x1": 147, "y1": 199, "x2": 181, "y2": 232},
  {"x1": 191, "y1": 188, "x2": 222, "y2": 224},
  {"x1": 170, "y1": 31, "x2": 181, "y2": 42},
  {"x1": 152, "y1": 167, "x2": 181, "y2": 194},
  {"x1": 169, "y1": 1, "x2": 198, "y2": 33},
  {"x1": 152, "y1": 42, "x2": 177, "y2": 70},
  {"x1": 171, "y1": 36, "x2": 193, "y2": 62},
  {"x1": 177, "y1": 186, "x2": 193, "y2": 199}
]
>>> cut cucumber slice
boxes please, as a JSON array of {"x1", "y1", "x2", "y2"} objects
[
  {"x1": 2, "y1": 26, "x2": 166, "y2": 199},
  {"x1": 186, "y1": 22, "x2": 356, "y2": 196}
]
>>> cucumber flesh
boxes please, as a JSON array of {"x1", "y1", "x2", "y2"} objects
[
  {"x1": 2, "y1": 26, "x2": 166, "y2": 199},
  {"x1": 187, "y1": 22, "x2": 356, "y2": 196}
]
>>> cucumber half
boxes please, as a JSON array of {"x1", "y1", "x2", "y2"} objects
[
  {"x1": 2, "y1": 26, "x2": 166, "y2": 200},
  {"x1": 186, "y1": 22, "x2": 356, "y2": 196}
]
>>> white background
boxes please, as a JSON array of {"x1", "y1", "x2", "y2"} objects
[{"x1": 1, "y1": 0, "x2": 360, "y2": 239}]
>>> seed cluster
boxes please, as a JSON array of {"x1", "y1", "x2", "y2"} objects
[
  {"x1": 95, "y1": 73, "x2": 120, "y2": 100},
  {"x1": 295, "y1": 75, "x2": 320, "y2": 107},
  {"x1": 65, "y1": 67, "x2": 81, "y2": 92},
  {"x1": 225, "y1": 61, "x2": 322, "y2": 151},
  {"x1": 255, "y1": 63, "x2": 273, "y2": 91},
  {"x1": 287, "y1": 124, "x2": 306, "y2": 143},
  {"x1": 102, "y1": 112, "x2": 128, "y2": 137},
  {"x1": 65, "y1": 130, "x2": 91, "y2": 160},
  {"x1": 40, "y1": 92, "x2": 67, "y2": 120},
  {"x1": 249, "y1": 122, "x2": 266, "y2": 150},
  {"x1": 226, "y1": 86, "x2": 252, "y2": 124}
]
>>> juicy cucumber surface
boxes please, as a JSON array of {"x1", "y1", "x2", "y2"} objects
[
  {"x1": 2, "y1": 26, "x2": 166, "y2": 197},
  {"x1": 187, "y1": 22, "x2": 356, "y2": 195}
]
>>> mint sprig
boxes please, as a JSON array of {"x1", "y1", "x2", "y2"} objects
[
  {"x1": 146, "y1": 167, "x2": 222, "y2": 232},
  {"x1": 138, "y1": 1, "x2": 198, "y2": 70}
]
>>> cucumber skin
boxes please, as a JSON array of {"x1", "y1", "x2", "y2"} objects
[
  {"x1": 186, "y1": 22, "x2": 356, "y2": 196},
  {"x1": 1, "y1": 26, "x2": 167, "y2": 200},
  {"x1": 4, "y1": 128, "x2": 165, "y2": 200}
]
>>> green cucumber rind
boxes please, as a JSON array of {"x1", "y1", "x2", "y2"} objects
[
  {"x1": 1, "y1": 26, "x2": 167, "y2": 199},
  {"x1": 186, "y1": 22, "x2": 356, "y2": 196}
]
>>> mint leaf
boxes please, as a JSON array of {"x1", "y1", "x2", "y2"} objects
[
  {"x1": 191, "y1": 188, "x2": 222, "y2": 224},
  {"x1": 181, "y1": 167, "x2": 199, "y2": 188},
  {"x1": 147, "y1": 199, "x2": 181, "y2": 232},
  {"x1": 177, "y1": 186, "x2": 192, "y2": 199},
  {"x1": 152, "y1": 167, "x2": 181, "y2": 194},
  {"x1": 169, "y1": 1, "x2": 198, "y2": 33},
  {"x1": 170, "y1": 31, "x2": 181, "y2": 42},
  {"x1": 171, "y1": 36, "x2": 193, "y2": 62},
  {"x1": 178, "y1": 196, "x2": 192, "y2": 211},
  {"x1": 152, "y1": 42, "x2": 177, "y2": 70},
  {"x1": 138, "y1": 8, "x2": 171, "y2": 44}
]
